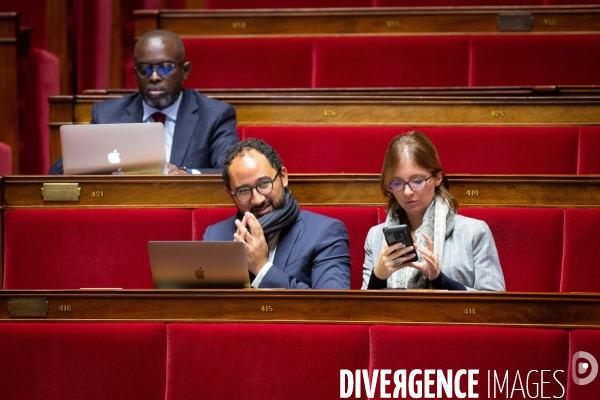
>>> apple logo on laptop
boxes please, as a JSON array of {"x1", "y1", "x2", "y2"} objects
[
  {"x1": 195, "y1": 268, "x2": 205, "y2": 280},
  {"x1": 108, "y1": 149, "x2": 121, "y2": 164}
]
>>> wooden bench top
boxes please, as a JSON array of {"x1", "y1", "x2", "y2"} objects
[
  {"x1": 134, "y1": 6, "x2": 600, "y2": 37},
  {"x1": 3, "y1": 175, "x2": 600, "y2": 209},
  {"x1": 2, "y1": 289, "x2": 600, "y2": 329}
]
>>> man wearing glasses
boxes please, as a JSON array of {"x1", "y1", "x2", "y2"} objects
[
  {"x1": 50, "y1": 29, "x2": 238, "y2": 174},
  {"x1": 203, "y1": 139, "x2": 351, "y2": 289}
]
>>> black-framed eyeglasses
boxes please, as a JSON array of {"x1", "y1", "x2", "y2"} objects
[
  {"x1": 230, "y1": 170, "x2": 281, "y2": 203},
  {"x1": 134, "y1": 62, "x2": 184, "y2": 79},
  {"x1": 389, "y1": 175, "x2": 434, "y2": 192}
]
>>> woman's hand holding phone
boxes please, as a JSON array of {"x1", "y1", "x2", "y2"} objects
[
  {"x1": 372, "y1": 240, "x2": 417, "y2": 281},
  {"x1": 374, "y1": 226, "x2": 441, "y2": 282}
]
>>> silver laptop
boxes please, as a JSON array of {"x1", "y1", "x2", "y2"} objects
[
  {"x1": 60, "y1": 123, "x2": 166, "y2": 174},
  {"x1": 148, "y1": 241, "x2": 250, "y2": 289}
]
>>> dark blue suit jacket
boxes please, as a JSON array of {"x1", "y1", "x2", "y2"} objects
[
  {"x1": 49, "y1": 89, "x2": 239, "y2": 174},
  {"x1": 203, "y1": 210, "x2": 351, "y2": 289}
]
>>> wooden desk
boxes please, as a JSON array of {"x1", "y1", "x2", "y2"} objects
[
  {"x1": 84, "y1": 86, "x2": 600, "y2": 97},
  {"x1": 2, "y1": 175, "x2": 600, "y2": 209},
  {"x1": 3, "y1": 289, "x2": 600, "y2": 329},
  {"x1": 135, "y1": 6, "x2": 600, "y2": 38},
  {"x1": 49, "y1": 93, "x2": 600, "y2": 163}
]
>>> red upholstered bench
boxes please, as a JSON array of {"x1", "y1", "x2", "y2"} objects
[
  {"x1": 459, "y1": 208, "x2": 564, "y2": 292},
  {"x1": 183, "y1": 37, "x2": 314, "y2": 88},
  {"x1": 568, "y1": 330, "x2": 600, "y2": 399},
  {"x1": 0, "y1": 141, "x2": 11, "y2": 175},
  {"x1": 423, "y1": 126, "x2": 579, "y2": 175},
  {"x1": 241, "y1": 126, "x2": 401, "y2": 173},
  {"x1": 369, "y1": 326, "x2": 568, "y2": 399},
  {"x1": 470, "y1": 34, "x2": 600, "y2": 86},
  {"x1": 181, "y1": 34, "x2": 600, "y2": 88},
  {"x1": 206, "y1": 0, "x2": 372, "y2": 7},
  {"x1": 313, "y1": 36, "x2": 470, "y2": 88},
  {"x1": 166, "y1": 323, "x2": 369, "y2": 399},
  {"x1": 241, "y1": 126, "x2": 580, "y2": 174},
  {"x1": 18, "y1": 48, "x2": 60, "y2": 174},
  {"x1": 192, "y1": 207, "x2": 237, "y2": 241},
  {"x1": 3, "y1": 209, "x2": 192, "y2": 289},
  {"x1": 192, "y1": 206, "x2": 381, "y2": 289},
  {"x1": 561, "y1": 209, "x2": 600, "y2": 293},
  {"x1": 0, "y1": 323, "x2": 167, "y2": 400}
]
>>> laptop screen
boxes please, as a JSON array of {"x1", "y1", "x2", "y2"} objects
[
  {"x1": 60, "y1": 123, "x2": 166, "y2": 174},
  {"x1": 148, "y1": 241, "x2": 250, "y2": 289}
]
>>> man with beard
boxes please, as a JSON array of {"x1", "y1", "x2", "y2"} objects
[
  {"x1": 49, "y1": 30, "x2": 238, "y2": 174},
  {"x1": 203, "y1": 139, "x2": 351, "y2": 289}
]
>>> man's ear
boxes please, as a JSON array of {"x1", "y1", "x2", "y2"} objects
[
  {"x1": 182, "y1": 61, "x2": 192, "y2": 80},
  {"x1": 280, "y1": 166, "x2": 289, "y2": 188}
]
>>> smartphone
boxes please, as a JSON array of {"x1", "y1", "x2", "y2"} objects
[{"x1": 382, "y1": 224, "x2": 418, "y2": 263}]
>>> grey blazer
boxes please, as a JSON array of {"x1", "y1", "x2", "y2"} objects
[
  {"x1": 49, "y1": 89, "x2": 239, "y2": 174},
  {"x1": 362, "y1": 214, "x2": 506, "y2": 291}
]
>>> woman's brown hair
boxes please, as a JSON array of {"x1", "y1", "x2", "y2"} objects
[{"x1": 380, "y1": 131, "x2": 458, "y2": 226}]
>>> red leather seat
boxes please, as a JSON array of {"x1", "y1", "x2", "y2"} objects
[
  {"x1": 3, "y1": 209, "x2": 192, "y2": 289},
  {"x1": 166, "y1": 323, "x2": 369, "y2": 399},
  {"x1": 0, "y1": 323, "x2": 167, "y2": 400}
]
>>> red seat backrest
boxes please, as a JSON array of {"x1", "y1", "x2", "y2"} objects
[
  {"x1": 561, "y1": 209, "x2": 600, "y2": 293},
  {"x1": 192, "y1": 208, "x2": 238, "y2": 240},
  {"x1": 206, "y1": 0, "x2": 372, "y2": 7},
  {"x1": 19, "y1": 48, "x2": 60, "y2": 174},
  {"x1": 242, "y1": 126, "x2": 401, "y2": 173},
  {"x1": 577, "y1": 126, "x2": 600, "y2": 174},
  {"x1": 0, "y1": 323, "x2": 166, "y2": 400},
  {"x1": 3, "y1": 209, "x2": 192, "y2": 289},
  {"x1": 422, "y1": 126, "x2": 579, "y2": 175},
  {"x1": 166, "y1": 323, "x2": 369, "y2": 400},
  {"x1": 313, "y1": 36, "x2": 470, "y2": 88},
  {"x1": 370, "y1": 326, "x2": 568, "y2": 398},
  {"x1": 470, "y1": 34, "x2": 600, "y2": 86},
  {"x1": 241, "y1": 126, "x2": 580, "y2": 174},
  {"x1": 183, "y1": 37, "x2": 314, "y2": 88},
  {"x1": 459, "y1": 208, "x2": 564, "y2": 292}
]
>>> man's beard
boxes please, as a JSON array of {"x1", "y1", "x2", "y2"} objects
[{"x1": 142, "y1": 86, "x2": 180, "y2": 109}]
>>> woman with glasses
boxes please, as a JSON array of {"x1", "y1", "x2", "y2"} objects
[{"x1": 362, "y1": 132, "x2": 505, "y2": 291}]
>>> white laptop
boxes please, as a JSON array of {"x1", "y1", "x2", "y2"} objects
[
  {"x1": 148, "y1": 241, "x2": 251, "y2": 289},
  {"x1": 60, "y1": 123, "x2": 166, "y2": 174}
]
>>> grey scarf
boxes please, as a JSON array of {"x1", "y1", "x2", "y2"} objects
[
  {"x1": 247, "y1": 188, "x2": 299, "y2": 238},
  {"x1": 386, "y1": 195, "x2": 455, "y2": 289}
]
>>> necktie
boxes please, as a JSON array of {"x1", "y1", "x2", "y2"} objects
[{"x1": 151, "y1": 112, "x2": 166, "y2": 125}]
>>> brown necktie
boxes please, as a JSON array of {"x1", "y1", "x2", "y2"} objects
[{"x1": 151, "y1": 112, "x2": 166, "y2": 125}]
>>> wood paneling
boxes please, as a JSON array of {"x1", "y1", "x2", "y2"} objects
[
  {"x1": 46, "y1": 0, "x2": 72, "y2": 94},
  {"x1": 0, "y1": 13, "x2": 21, "y2": 174},
  {"x1": 2, "y1": 290, "x2": 600, "y2": 328},
  {"x1": 2, "y1": 175, "x2": 600, "y2": 209}
]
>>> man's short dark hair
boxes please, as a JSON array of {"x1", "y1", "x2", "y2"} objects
[{"x1": 221, "y1": 138, "x2": 283, "y2": 189}]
